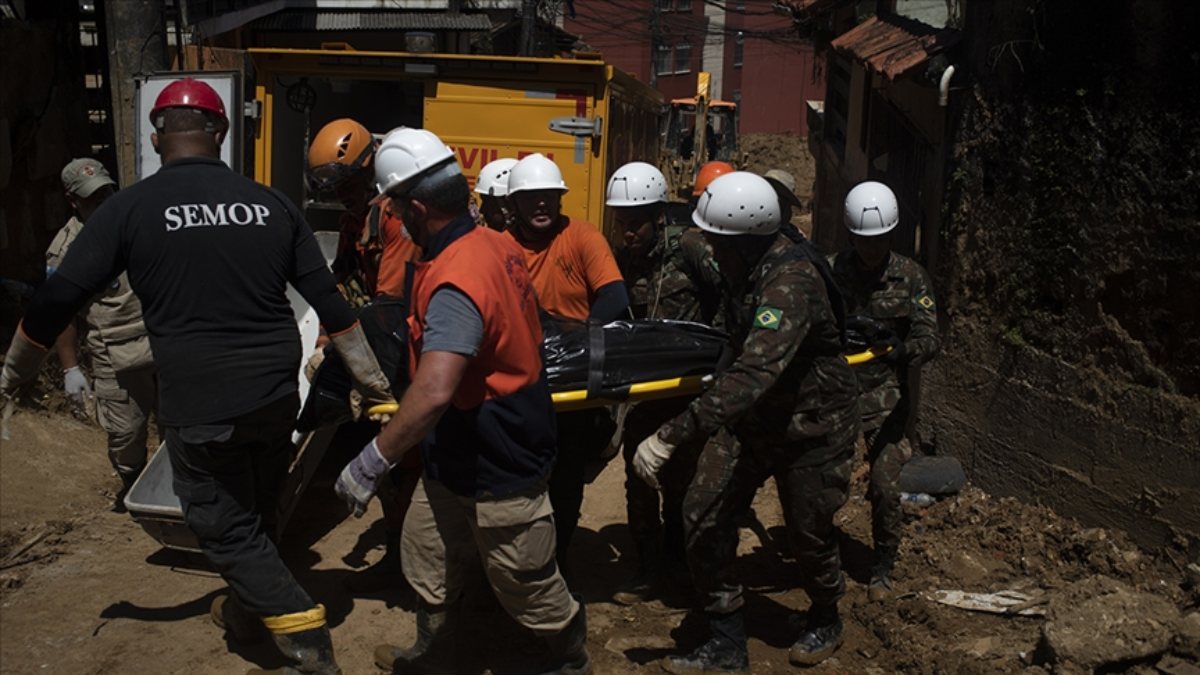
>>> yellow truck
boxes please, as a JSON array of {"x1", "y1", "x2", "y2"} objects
[{"x1": 247, "y1": 46, "x2": 663, "y2": 241}]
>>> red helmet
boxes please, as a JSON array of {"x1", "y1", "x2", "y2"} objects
[{"x1": 149, "y1": 77, "x2": 228, "y2": 126}]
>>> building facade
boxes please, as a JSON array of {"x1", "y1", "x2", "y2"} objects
[{"x1": 564, "y1": 0, "x2": 825, "y2": 135}]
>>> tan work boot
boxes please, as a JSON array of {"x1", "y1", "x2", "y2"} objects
[
  {"x1": 612, "y1": 536, "x2": 661, "y2": 606},
  {"x1": 211, "y1": 594, "x2": 267, "y2": 644}
]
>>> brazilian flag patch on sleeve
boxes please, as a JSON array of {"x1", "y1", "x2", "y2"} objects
[
  {"x1": 917, "y1": 294, "x2": 935, "y2": 310},
  {"x1": 753, "y1": 306, "x2": 783, "y2": 330}
]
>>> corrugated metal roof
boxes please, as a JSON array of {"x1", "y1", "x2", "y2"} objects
[
  {"x1": 830, "y1": 15, "x2": 958, "y2": 80},
  {"x1": 252, "y1": 11, "x2": 494, "y2": 32}
]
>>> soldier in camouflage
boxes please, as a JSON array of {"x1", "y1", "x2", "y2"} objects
[
  {"x1": 634, "y1": 172, "x2": 860, "y2": 672},
  {"x1": 607, "y1": 162, "x2": 724, "y2": 605},
  {"x1": 832, "y1": 181, "x2": 941, "y2": 601}
]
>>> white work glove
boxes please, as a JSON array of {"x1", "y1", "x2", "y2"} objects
[
  {"x1": 63, "y1": 366, "x2": 96, "y2": 421},
  {"x1": 63, "y1": 366, "x2": 91, "y2": 404},
  {"x1": 334, "y1": 438, "x2": 395, "y2": 517},
  {"x1": 633, "y1": 432, "x2": 677, "y2": 489}
]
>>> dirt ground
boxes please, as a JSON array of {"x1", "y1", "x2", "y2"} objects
[
  {"x1": 1, "y1": 406, "x2": 1198, "y2": 674},
  {"x1": 739, "y1": 133, "x2": 817, "y2": 204},
  {"x1": 739, "y1": 132, "x2": 817, "y2": 237}
]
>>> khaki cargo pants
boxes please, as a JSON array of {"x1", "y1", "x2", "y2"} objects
[
  {"x1": 95, "y1": 365, "x2": 157, "y2": 479},
  {"x1": 401, "y1": 476, "x2": 578, "y2": 635}
]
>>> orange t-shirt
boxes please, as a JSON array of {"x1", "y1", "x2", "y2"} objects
[
  {"x1": 373, "y1": 199, "x2": 420, "y2": 298},
  {"x1": 508, "y1": 217, "x2": 623, "y2": 321},
  {"x1": 337, "y1": 196, "x2": 420, "y2": 299}
]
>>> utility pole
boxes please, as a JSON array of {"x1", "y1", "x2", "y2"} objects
[
  {"x1": 104, "y1": 0, "x2": 168, "y2": 186},
  {"x1": 520, "y1": 0, "x2": 537, "y2": 55}
]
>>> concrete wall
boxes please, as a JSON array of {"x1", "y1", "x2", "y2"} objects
[{"x1": 921, "y1": 333, "x2": 1200, "y2": 553}]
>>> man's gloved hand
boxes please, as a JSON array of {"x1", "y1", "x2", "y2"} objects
[
  {"x1": 63, "y1": 366, "x2": 91, "y2": 404},
  {"x1": 878, "y1": 335, "x2": 909, "y2": 366},
  {"x1": 330, "y1": 323, "x2": 397, "y2": 420},
  {"x1": 334, "y1": 438, "x2": 395, "y2": 517},
  {"x1": 633, "y1": 432, "x2": 677, "y2": 489},
  {"x1": 63, "y1": 366, "x2": 96, "y2": 421},
  {"x1": 303, "y1": 349, "x2": 326, "y2": 383}
]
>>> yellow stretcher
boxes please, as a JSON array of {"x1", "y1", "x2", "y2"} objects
[
  {"x1": 127, "y1": 340, "x2": 888, "y2": 553},
  {"x1": 368, "y1": 348, "x2": 889, "y2": 416}
]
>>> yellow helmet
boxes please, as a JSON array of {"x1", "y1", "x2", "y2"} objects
[{"x1": 307, "y1": 118, "x2": 376, "y2": 191}]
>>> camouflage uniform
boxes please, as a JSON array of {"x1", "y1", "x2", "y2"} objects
[
  {"x1": 619, "y1": 225, "x2": 723, "y2": 325},
  {"x1": 660, "y1": 231, "x2": 860, "y2": 616},
  {"x1": 829, "y1": 250, "x2": 939, "y2": 569},
  {"x1": 46, "y1": 217, "x2": 157, "y2": 483},
  {"x1": 618, "y1": 226, "x2": 724, "y2": 570}
]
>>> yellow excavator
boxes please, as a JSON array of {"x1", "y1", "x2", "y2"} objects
[{"x1": 659, "y1": 72, "x2": 742, "y2": 199}]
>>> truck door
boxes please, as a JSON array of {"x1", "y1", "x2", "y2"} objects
[{"x1": 424, "y1": 77, "x2": 601, "y2": 225}]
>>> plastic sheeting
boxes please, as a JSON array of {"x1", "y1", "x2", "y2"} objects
[
  {"x1": 541, "y1": 314, "x2": 731, "y2": 395},
  {"x1": 301, "y1": 308, "x2": 732, "y2": 428}
]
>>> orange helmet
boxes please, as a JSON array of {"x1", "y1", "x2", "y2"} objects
[
  {"x1": 307, "y1": 118, "x2": 376, "y2": 191},
  {"x1": 693, "y1": 161, "x2": 735, "y2": 197}
]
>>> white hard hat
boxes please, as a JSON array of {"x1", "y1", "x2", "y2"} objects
[
  {"x1": 606, "y1": 161, "x2": 667, "y2": 207},
  {"x1": 691, "y1": 171, "x2": 781, "y2": 236},
  {"x1": 506, "y1": 153, "x2": 568, "y2": 194},
  {"x1": 374, "y1": 127, "x2": 457, "y2": 196},
  {"x1": 475, "y1": 158, "x2": 518, "y2": 197},
  {"x1": 843, "y1": 181, "x2": 899, "y2": 236}
]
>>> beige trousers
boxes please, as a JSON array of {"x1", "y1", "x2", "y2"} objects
[
  {"x1": 401, "y1": 476, "x2": 578, "y2": 635},
  {"x1": 94, "y1": 366, "x2": 157, "y2": 477}
]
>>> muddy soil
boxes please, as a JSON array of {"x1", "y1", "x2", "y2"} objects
[
  {"x1": 739, "y1": 133, "x2": 817, "y2": 204},
  {"x1": 739, "y1": 132, "x2": 817, "y2": 237},
  {"x1": 1, "y1": 407, "x2": 1195, "y2": 674}
]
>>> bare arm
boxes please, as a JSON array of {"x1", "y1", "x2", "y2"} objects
[
  {"x1": 373, "y1": 350, "x2": 470, "y2": 463},
  {"x1": 54, "y1": 323, "x2": 80, "y2": 370}
]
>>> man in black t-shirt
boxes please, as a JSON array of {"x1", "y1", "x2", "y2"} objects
[{"x1": 0, "y1": 77, "x2": 394, "y2": 674}]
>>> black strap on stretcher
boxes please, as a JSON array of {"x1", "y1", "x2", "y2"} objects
[{"x1": 587, "y1": 321, "x2": 605, "y2": 398}]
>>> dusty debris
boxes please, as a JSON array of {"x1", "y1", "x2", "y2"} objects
[
  {"x1": 1041, "y1": 576, "x2": 1180, "y2": 670},
  {"x1": 1174, "y1": 611, "x2": 1200, "y2": 661},
  {"x1": 1, "y1": 412, "x2": 1194, "y2": 673},
  {"x1": 1156, "y1": 654, "x2": 1200, "y2": 675},
  {"x1": 929, "y1": 589, "x2": 1047, "y2": 617}
]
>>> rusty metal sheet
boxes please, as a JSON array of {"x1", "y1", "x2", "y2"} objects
[{"x1": 830, "y1": 15, "x2": 959, "y2": 79}]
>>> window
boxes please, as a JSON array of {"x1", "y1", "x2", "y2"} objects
[
  {"x1": 654, "y1": 43, "x2": 673, "y2": 76},
  {"x1": 735, "y1": 0, "x2": 745, "y2": 10},
  {"x1": 676, "y1": 0, "x2": 692, "y2": 10},
  {"x1": 733, "y1": 32, "x2": 743, "y2": 67},
  {"x1": 826, "y1": 57, "x2": 851, "y2": 159},
  {"x1": 655, "y1": 0, "x2": 671, "y2": 11},
  {"x1": 674, "y1": 40, "x2": 691, "y2": 74}
]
